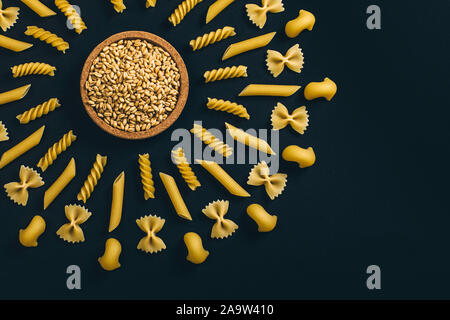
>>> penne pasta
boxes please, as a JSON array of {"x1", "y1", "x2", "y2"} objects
[
  {"x1": 238, "y1": 84, "x2": 300, "y2": 97},
  {"x1": 206, "y1": 0, "x2": 234, "y2": 23},
  {"x1": 0, "y1": 84, "x2": 31, "y2": 106},
  {"x1": 109, "y1": 171, "x2": 125, "y2": 232},
  {"x1": 0, "y1": 34, "x2": 33, "y2": 52},
  {"x1": 159, "y1": 172, "x2": 192, "y2": 221},
  {"x1": 43, "y1": 158, "x2": 76, "y2": 210},
  {"x1": 225, "y1": 122, "x2": 275, "y2": 155},
  {"x1": 20, "y1": 0, "x2": 56, "y2": 17},
  {"x1": 222, "y1": 32, "x2": 276, "y2": 60}
]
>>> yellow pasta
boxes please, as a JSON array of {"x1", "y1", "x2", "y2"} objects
[
  {"x1": 43, "y1": 158, "x2": 76, "y2": 210},
  {"x1": 37, "y1": 130, "x2": 77, "y2": 172},
  {"x1": 204, "y1": 65, "x2": 247, "y2": 83},
  {"x1": 16, "y1": 98, "x2": 61, "y2": 124},
  {"x1": 304, "y1": 77, "x2": 337, "y2": 101},
  {"x1": 25, "y1": 26, "x2": 69, "y2": 53},
  {"x1": 0, "y1": 34, "x2": 33, "y2": 52},
  {"x1": 0, "y1": 125, "x2": 45, "y2": 169},
  {"x1": 0, "y1": 84, "x2": 31, "y2": 106},
  {"x1": 285, "y1": 9, "x2": 315, "y2": 38},
  {"x1": 172, "y1": 147, "x2": 201, "y2": 191},
  {"x1": 206, "y1": 98, "x2": 249, "y2": 120},
  {"x1": 136, "y1": 215, "x2": 166, "y2": 253},
  {"x1": 11, "y1": 62, "x2": 56, "y2": 78},
  {"x1": 98, "y1": 238, "x2": 121, "y2": 271},
  {"x1": 108, "y1": 171, "x2": 125, "y2": 232},
  {"x1": 271, "y1": 103, "x2": 308, "y2": 134},
  {"x1": 248, "y1": 161, "x2": 287, "y2": 200},
  {"x1": 159, "y1": 172, "x2": 192, "y2": 221},
  {"x1": 168, "y1": 0, "x2": 203, "y2": 27},
  {"x1": 21, "y1": 0, "x2": 56, "y2": 17},
  {"x1": 77, "y1": 154, "x2": 107, "y2": 203},
  {"x1": 225, "y1": 122, "x2": 275, "y2": 155},
  {"x1": 222, "y1": 32, "x2": 276, "y2": 61},
  {"x1": 19, "y1": 215, "x2": 46, "y2": 247},
  {"x1": 239, "y1": 84, "x2": 300, "y2": 97},
  {"x1": 138, "y1": 153, "x2": 155, "y2": 199},
  {"x1": 110, "y1": 0, "x2": 126, "y2": 13},
  {"x1": 202, "y1": 200, "x2": 238, "y2": 239},
  {"x1": 4, "y1": 165, "x2": 44, "y2": 206},
  {"x1": 190, "y1": 26, "x2": 236, "y2": 51},
  {"x1": 190, "y1": 123, "x2": 232, "y2": 157},
  {"x1": 55, "y1": 0, "x2": 87, "y2": 34},
  {"x1": 56, "y1": 204, "x2": 92, "y2": 243},
  {"x1": 266, "y1": 44, "x2": 303, "y2": 77},
  {"x1": 184, "y1": 232, "x2": 209, "y2": 264},
  {"x1": 196, "y1": 160, "x2": 250, "y2": 197},
  {"x1": 0, "y1": 1, "x2": 20, "y2": 32},
  {"x1": 206, "y1": 0, "x2": 234, "y2": 23},
  {"x1": 247, "y1": 204, "x2": 277, "y2": 232},
  {"x1": 282, "y1": 145, "x2": 316, "y2": 168},
  {"x1": 0, "y1": 121, "x2": 8, "y2": 142},
  {"x1": 146, "y1": 0, "x2": 156, "y2": 8},
  {"x1": 246, "y1": 0, "x2": 284, "y2": 29}
]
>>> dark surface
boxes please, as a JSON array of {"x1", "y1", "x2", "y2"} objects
[{"x1": 0, "y1": 0, "x2": 449, "y2": 299}]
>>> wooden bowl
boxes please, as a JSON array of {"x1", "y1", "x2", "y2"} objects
[{"x1": 80, "y1": 31, "x2": 189, "y2": 140}]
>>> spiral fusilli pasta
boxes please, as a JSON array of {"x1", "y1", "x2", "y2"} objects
[
  {"x1": 37, "y1": 130, "x2": 77, "y2": 172},
  {"x1": 77, "y1": 154, "x2": 107, "y2": 203},
  {"x1": 110, "y1": 0, "x2": 126, "y2": 13},
  {"x1": 54, "y1": 0, "x2": 86, "y2": 33},
  {"x1": 189, "y1": 26, "x2": 236, "y2": 51},
  {"x1": 190, "y1": 123, "x2": 232, "y2": 157},
  {"x1": 24, "y1": 26, "x2": 69, "y2": 53},
  {"x1": 168, "y1": 0, "x2": 202, "y2": 26},
  {"x1": 138, "y1": 153, "x2": 155, "y2": 200},
  {"x1": 172, "y1": 147, "x2": 201, "y2": 191},
  {"x1": 203, "y1": 65, "x2": 247, "y2": 83},
  {"x1": 11, "y1": 62, "x2": 56, "y2": 78},
  {"x1": 206, "y1": 98, "x2": 249, "y2": 119},
  {"x1": 16, "y1": 98, "x2": 61, "y2": 124}
]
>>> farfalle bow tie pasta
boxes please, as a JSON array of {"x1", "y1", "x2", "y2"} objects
[
  {"x1": 246, "y1": 0, "x2": 284, "y2": 29},
  {"x1": 56, "y1": 204, "x2": 92, "y2": 243},
  {"x1": 4, "y1": 165, "x2": 44, "y2": 206},
  {"x1": 271, "y1": 102, "x2": 309, "y2": 134},
  {"x1": 136, "y1": 215, "x2": 167, "y2": 254},
  {"x1": 266, "y1": 44, "x2": 304, "y2": 78},
  {"x1": 202, "y1": 200, "x2": 238, "y2": 239},
  {"x1": 0, "y1": 0, "x2": 20, "y2": 32},
  {"x1": 247, "y1": 161, "x2": 287, "y2": 200}
]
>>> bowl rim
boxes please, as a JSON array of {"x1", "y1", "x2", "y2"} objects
[{"x1": 80, "y1": 30, "x2": 189, "y2": 140}]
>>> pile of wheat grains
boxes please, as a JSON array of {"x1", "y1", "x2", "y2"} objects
[{"x1": 85, "y1": 39, "x2": 181, "y2": 132}]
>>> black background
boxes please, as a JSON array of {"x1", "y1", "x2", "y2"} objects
[{"x1": 0, "y1": 0, "x2": 449, "y2": 299}]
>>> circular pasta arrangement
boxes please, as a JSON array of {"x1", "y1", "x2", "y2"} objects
[{"x1": 0, "y1": 0, "x2": 338, "y2": 274}]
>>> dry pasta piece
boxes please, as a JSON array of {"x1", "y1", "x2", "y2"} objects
[
  {"x1": 184, "y1": 232, "x2": 209, "y2": 264},
  {"x1": 136, "y1": 215, "x2": 166, "y2": 253},
  {"x1": 282, "y1": 145, "x2": 316, "y2": 168},
  {"x1": 11, "y1": 62, "x2": 56, "y2": 78},
  {"x1": 98, "y1": 238, "x2": 122, "y2": 271},
  {"x1": 21, "y1": 0, "x2": 56, "y2": 17},
  {"x1": 4, "y1": 165, "x2": 44, "y2": 206},
  {"x1": 0, "y1": 84, "x2": 31, "y2": 106},
  {"x1": 25, "y1": 26, "x2": 69, "y2": 53},
  {"x1": 271, "y1": 103, "x2": 308, "y2": 134},
  {"x1": 55, "y1": 0, "x2": 87, "y2": 33},
  {"x1": 0, "y1": 125, "x2": 45, "y2": 169},
  {"x1": 266, "y1": 44, "x2": 303, "y2": 77},
  {"x1": 285, "y1": 9, "x2": 315, "y2": 38},
  {"x1": 146, "y1": 0, "x2": 156, "y2": 8},
  {"x1": 138, "y1": 153, "x2": 155, "y2": 199},
  {"x1": 0, "y1": 34, "x2": 33, "y2": 52},
  {"x1": 207, "y1": 98, "x2": 249, "y2": 120},
  {"x1": 202, "y1": 200, "x2": 238, "y2": 239},
  {"x1": 0, "y1": 1, "x2": 20, "y2": 32},
  {"x1": 110, "y1": 0, "x2": 126, "y2": 13},
  {"x1": 168, "y1": 0, "x2": 203, "y2": 27},
  {"x1": 203, "y1": 65, "x2": 247, "y2": 83},
  {"x1": 248, "y1": 161, "x2": 287, "y2": 200},
  {"x1": 16, "y1": 98, "x2": 61, "y2": 124},
  {"x1": 37, "y1": 130, "x2": 77, "y2": 172},
  {"x1": 159, "y1": 172, "x2": 192, "y2": 221},
  {"x1": 19, "y1": 215, "x2": 46, "y2": 247},
  {"x1": 190, "y1": 26, "x2": 236, "y2": 51},
  {"x1": 108, "y1": 171, "x2": 125, "y2": 232},
  {"x1": 44, "y1": 158, "x2": 76, "y2": 210},
  {"x1": 239, "y1": 84, "x2": 300, "y2": 97},
  {"x1": 172, "y1": 147, "x2": 201, "y2": 191},
  {"x1": 0, "y1": 121, "x2": 8, "y2": 142},
  {"x1": 222, "y1": 32, "x2": 276, "y2": 61},
  {"x1": 77, "y1": 154, "x2": 107, "y2": 203},
  {"x1": 246, "y1": 0, "x2": 284, "y2": 29},
  {"x1": 304, "y1": 77, "x2": 337, "y2": 101},
  {"x1": 247, "y1": 203, "x2": 277, "y2": 232},
  {"x1": 56, "y1": 204, "x2": 92, "y2": 243},
  {"x1": 190, "y1": 123, "x2": 232, "y2": 157},
  {"x1": 196, "y1": 160, "x2": 250, "y2": 197},
  {"x1": 225, "y1": 122, "x2": 275, "y2": 155},
  {"x1": 206, "y1": 0, "x2": 234, "y2": 23}
]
